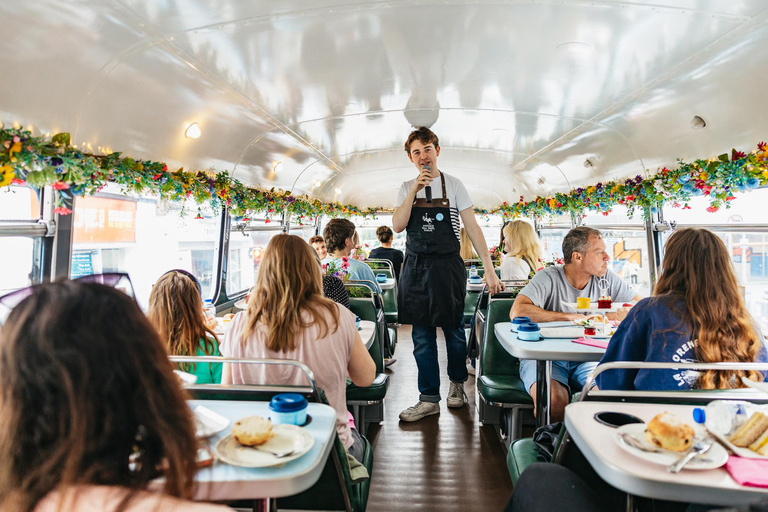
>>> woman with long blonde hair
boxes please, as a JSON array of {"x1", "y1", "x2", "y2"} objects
[
  {"x1": 148, "y1": 270, "x2": 222, "y2": 384},
  {"x1": 500, "y1": 220, "x2": 542, "y2": 281},
  {"x1": 459, "y1": 227, "x2": 478, "y2": 261},
  {"x1": 597, "y1": 227, "x2": 767, "y2": 390},
  {"x1": 221, "y1": 234, "x2": 375, "y2": 461}
]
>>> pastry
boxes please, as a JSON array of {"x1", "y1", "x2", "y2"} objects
[
  {"x1": 729, "y1": 412, "x2": 768, "y2": 447},
  {"x1": 576, "y1": 297, "x2": 591, "y2": 309},
  {"x1": 597, "y1": 295, "x2": 612, "y2": 309},
  {"x1": 644, "y1": 412, "x2": 695, "y2": 452},
  {"x1": 231, "y1": 415, "x2": 273, "y2": 446}
]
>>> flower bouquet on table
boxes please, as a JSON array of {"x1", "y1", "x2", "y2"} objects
[{"x1": 323, "y1": 257, "x2": 350, "y2": 283}]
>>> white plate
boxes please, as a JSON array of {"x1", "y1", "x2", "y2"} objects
[
  {"x1": 194, "y1": 405, "x2": 230, "y2": 438},
  {"x1": 614, "y1": 423, "x2": 728, "y2": 470},
  {"x1": 235, "y1": 299, "x2": 247, "y2": 309},
  {"x1": 705, "y1": 425, "x2": 768, "y2": 460},
  {"x1": 562, "y1": 301, "x2": 621, "y2": 313},
  {"x1": 741, "y1": 376, "x2": 768, "y2": 396},
  {"x1": 215, "y1": 424, "x2": 314, "y2": 468}
]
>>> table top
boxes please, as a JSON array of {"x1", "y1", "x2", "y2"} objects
[
  {"x1": 189, "y1": 400, "x2": 337, "y2": 501},
  {"x1": 495, "y1": 322, "x2": 606, "y2": 362},
  {"x1": 377, "y1": 278, "x2": 396, "y2": 290},
  {"x1": 565, "y1": 401, "x2": 768, "y2": 505},
  {"x1": 359, "y1": 320, "x2": 375, "y2": 350}
]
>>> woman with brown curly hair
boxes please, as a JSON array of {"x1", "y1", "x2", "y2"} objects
[
  {"x1": 597, "y1": 227, "x2": 767, "y2": 390},
  {"x1": 0, "y1": 281, "x2": 229, "y2": 512},
  {"x1": 148, "y1": 270, "x2": 222, "y2": 384}
]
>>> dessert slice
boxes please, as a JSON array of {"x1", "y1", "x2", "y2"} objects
[
  {"x1": 597, "y1": 295, "x2": 612, "y2": 309},
  {"x1": 729, "y1": 412, "x2": 768, "y2": 447},
  {"x1": 748, "y1": 425, "x2": 768, "y2": 454}
]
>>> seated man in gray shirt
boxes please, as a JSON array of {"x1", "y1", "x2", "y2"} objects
[{"x1": 510, "y1": 226, "x2": 643, "y2": 422}]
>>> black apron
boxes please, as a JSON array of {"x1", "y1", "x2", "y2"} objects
[{"x1": 397, "y1": 173, "x2": 466, "y2": 328}]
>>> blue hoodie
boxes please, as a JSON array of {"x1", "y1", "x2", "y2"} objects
[{"x1": 596, "y1": 296, "x2": 768, "y2": 391}]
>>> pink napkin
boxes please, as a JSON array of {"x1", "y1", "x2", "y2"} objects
[
  {"x1": 572, "y1": 337, "x2": 609, "y2": 349},
  {"x1": 725, "y1": 455, "x2": 768, "y2": 487}
]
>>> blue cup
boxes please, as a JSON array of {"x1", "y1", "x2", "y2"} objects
[
  {"x1": 517, "y1": 323, "x2": 541, "y2": 341},
  {"x1": 269, "y1": 393, "x2": 308, "y2": 425},
  {"x1": 511, "y1": 316, "x2": 531, "y2": 332},
  {"x1": 376, "y1": 273, "x2": 387, "y2": 283},
  {"x1": 356, "y1": 316, "x2": 361, "y2": 329}
]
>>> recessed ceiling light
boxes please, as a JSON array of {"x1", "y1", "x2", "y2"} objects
[
  {"x1": 184, "y1": 122, "x2": 201, "y2": 139},
  {"x1": 690, "y1": 116, "x2": 707, "y2": 130},
  {"x1": 556, "y1": 42, "x2": 592, "y2": 55},
  {"x1": 335, "y1": 188, "x2": 342, "y2": 195}
]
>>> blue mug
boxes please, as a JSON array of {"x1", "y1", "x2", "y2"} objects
[
  {"x1": 376, "y1": 273, "x2": 387, "y2": 283},
  {"x1": 269, "y1": 393, "x2": 308, "y2": 425}
]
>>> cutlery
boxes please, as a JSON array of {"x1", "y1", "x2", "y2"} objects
[
  {"x1": 619, "y1": 433, "x2": 663, "y2": 453},
  {"x1": 667, "y1": 437, "x2": 715, "y2": 473},
  {"x1": 253, "y1": 446, "x2": 295, "y2": 458}
]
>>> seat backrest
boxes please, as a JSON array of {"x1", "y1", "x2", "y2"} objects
[
  {"x1": 348, "y1": 297, "x2": 385, "y2": 373},
  {"x1": 480, "y1": 298, "x2": 518, "y2": 377},
  {"x1": 365, "y1": 259, "x2": 394, "y2": 278}
]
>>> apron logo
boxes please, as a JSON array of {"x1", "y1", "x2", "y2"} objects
[
  {"x1": 436, "y1": 213, "x2": 444, "y2": 221},
  {"x1": 422, "y1": 213, "x2": 435, "y2": 233}
]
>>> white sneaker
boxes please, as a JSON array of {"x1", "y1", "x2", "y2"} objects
[
  {"x1": 466, "y1": 357, "x2": 476, "y2": 376},
  {"x1": 399, "y1": 401, "x2": 440, "y2": 422},
  {"x1": 447, "y1": 381, "x2": 468, "y2": 408}
]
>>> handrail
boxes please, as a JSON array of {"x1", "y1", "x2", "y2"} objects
[
  {"x1": 365, "y1": 258, "x2": 395, "y2": 275},
  {"x1": 581, "y1": 361, "x2": 768, "y2": 401},
  {"x1": 169, "y1": 356, "x2": 321, "y2": 401}
]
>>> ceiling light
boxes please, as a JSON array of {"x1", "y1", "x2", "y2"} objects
[
  {"x1": 335, "y1": 188, "x2": 342, "y2": 195},
  {"x1": 690, "y1": 116, "x2": 707, "y2": 130},
  {"x1": 184, "y1": 122, "x2": 201, "y2": 139},
  {"x1": 556, "y1": 42, "x2": 592, "y2": 55}
]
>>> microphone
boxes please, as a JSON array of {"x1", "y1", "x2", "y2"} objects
[{"x1": 422, "y1": 165, "x2": 432, "y2": 203}]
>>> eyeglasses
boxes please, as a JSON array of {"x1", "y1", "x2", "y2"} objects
[{"x1": 0, "y1": 273, "x2": 135, "y2": 325}]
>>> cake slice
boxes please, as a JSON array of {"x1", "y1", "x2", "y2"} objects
[
  {"x1": 748, "y1": 426, "x2": 768, "y2": 454},
  {"x1": 729, "y1": 412, "x2": 768, "y2": 447}
]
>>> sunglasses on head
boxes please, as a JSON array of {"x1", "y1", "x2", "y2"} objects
[{"x1": 0, "y1": 273, "x2": 135, "y2": 325}]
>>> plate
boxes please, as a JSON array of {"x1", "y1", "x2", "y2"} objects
[
  {"x1": 614, "y1": 424, "x2": 728, "y2": 470},
  {"x1": 215, "y1": 424, "x2": 314, "y2": 468},
  {"x1": 194, "y1": 405, "x2": 230, "y2": 438},
  {"x1": 235, "y1": 299, "x2": 247, "y2": 309},
  {"x1": 562, "y1": 301, "x2": 621, "y2": 313}
]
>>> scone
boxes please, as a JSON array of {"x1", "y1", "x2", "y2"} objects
[
  {"x1": 232, "y1": 415, "x2": 273, "y2": 446},
  {"x1": 644, "y1": 412, "x2": 695, "y2": 452},
  {"x1": 729, "y1": 412, "x2": 768, "y2": 447}
]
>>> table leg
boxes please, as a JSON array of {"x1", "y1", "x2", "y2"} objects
[
  {"x1": 535, "y1": 360, "x2": 550, "y2": 427},
  {"x1": 252, "y1": 498, "x2": 277, "y2": 512}
]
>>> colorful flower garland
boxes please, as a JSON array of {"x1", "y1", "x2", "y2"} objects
[{"x1": 1, "y1": 127, "x2": 766, "y2": 220}]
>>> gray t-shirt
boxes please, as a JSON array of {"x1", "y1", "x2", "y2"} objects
[{"x1": 519, "y1": 266, "x2": 636, "y2": 313}]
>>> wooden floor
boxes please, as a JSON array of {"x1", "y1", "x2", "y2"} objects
[{"x1": 364, "y1": 325, "x2": 513, "y2": 512}]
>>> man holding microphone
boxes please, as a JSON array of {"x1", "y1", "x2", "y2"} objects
[{"x1": 393, "y1": 127, "x2": 504, "y2": 422}]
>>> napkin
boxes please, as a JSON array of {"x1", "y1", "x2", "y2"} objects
[
  {"x1": 725, "y1": 455, "x2": 768, "y2": 488},
  {"x1": 572, "y1": 337, "x2": 609, "y2": 349}
]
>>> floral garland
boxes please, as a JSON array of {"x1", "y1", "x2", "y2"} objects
[
  {"x1": 2, "y1": 127, "x2": 766, "y2": 219},
  {"x1": 0, "y1": 128, "x2": 384, "y2": 219}
]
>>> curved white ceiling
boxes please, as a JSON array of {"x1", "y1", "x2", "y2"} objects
[{"x1": 1, "y1": 1, "x2": 767, "y2": 209}]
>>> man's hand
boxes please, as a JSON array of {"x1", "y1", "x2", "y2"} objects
[
  {"x1": 485, "y1": 271, "x2": 505, "y2": 296},
  {"x1": 410, "y1": 167, "x2": 433, "y2": 194}
]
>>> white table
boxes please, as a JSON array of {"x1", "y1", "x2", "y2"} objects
[
  {"x1": 377, "y1": 278, "x2": 396, "y2": 290},
  {"x1": 495, "y1": 321, "x2": 606, "y2": 426},
  {"x1": 190, "y1": 400, "x2": 337, "y2": 501},
  {"x1": 358, "y1": 320, "x2": 376, "y2": 350},
  {"x1": 467, "y1": 280, "x2": 484, "y2": 292},
  {"x1": 565, "y1": 401, "x2": 768, "y2": 507}
]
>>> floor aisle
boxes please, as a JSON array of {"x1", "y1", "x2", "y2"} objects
[{"x1": 364, "y1": 325, "x2": 514, "y2": 511}]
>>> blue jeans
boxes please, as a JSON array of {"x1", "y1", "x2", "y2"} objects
[{"x1": 412, "y1": 324, "x2": 468, "y2": 402}]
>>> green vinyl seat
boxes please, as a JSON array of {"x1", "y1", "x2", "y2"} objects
[
  {"x1": 507, "y1": 438, "x2": 538, "y2": 485},
  {"x1": 476, "y1": 296, "x2": 533, "y2": 443}
]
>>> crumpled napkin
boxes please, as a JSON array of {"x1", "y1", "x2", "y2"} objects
[{"x1": 725, "y1": 455, "x2": 768, "y2": 488}]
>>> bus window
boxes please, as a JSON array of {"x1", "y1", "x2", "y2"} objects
[
  {"x1": 663, "y1": 190, "x2": 768, "y2": 334},
  {"x1": 227, "y1": 220, "x2": 283, "y2": 296},
  {"x1": 1, "y1": 185, "x2": 43, "y2": 294},
  {"x1": 71, "y1": 184, "x2": 222, "y2": 309}
]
